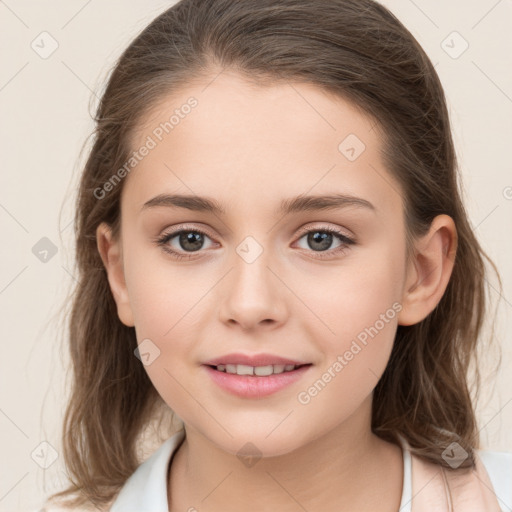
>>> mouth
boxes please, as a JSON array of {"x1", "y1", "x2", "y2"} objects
[
  {"x1": 206, "y1": 363, "x2": 312, "y2": 376},
  {"x1": 201, "y1": 353, "x2": 313, "y2": 398}
]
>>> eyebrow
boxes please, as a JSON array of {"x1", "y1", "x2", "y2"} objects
[{"x1": 141, "y1": 193, "x2": 376, "y2": 216}]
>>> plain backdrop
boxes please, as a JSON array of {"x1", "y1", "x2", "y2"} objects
[{"x1": 1, "y1": 1, "x2": 511, "y2": 510}]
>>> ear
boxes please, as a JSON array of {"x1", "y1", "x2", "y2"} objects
[
  {"x1": 96, "y1": 222, "x2": 135, "y2": 327},
  {"x1": 397, "y1": 214, "x2": 457, "y2": 326}
]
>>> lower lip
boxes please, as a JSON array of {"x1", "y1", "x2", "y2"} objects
[{"x1": 203, "y1": 364, "x2": 312, "y2": 399}]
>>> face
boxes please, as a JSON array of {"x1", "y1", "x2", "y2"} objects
[{"x1": 103, "y1": 70, "x2": 412, "y2": 457}]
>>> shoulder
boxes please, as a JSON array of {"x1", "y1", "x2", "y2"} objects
[{"x1": 477, "y1": 448, "x2": 512, "y2": 506}]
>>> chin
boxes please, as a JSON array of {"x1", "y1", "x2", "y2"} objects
[{"x1": 212, "y1": 429, "x2": 307, "y2": 460}]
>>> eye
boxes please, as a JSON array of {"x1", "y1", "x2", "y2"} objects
[
  {"x1": 154, "y1": 224, "x2": 355, "y2": 261},
  {"x1": 294, "y1": 226, "x2": 355, "y2": 259},
  {"x1": 154, "y1": 225, "x2": 216, "y2": 260}
]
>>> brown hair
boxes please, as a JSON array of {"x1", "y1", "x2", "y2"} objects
[{"x1": 47, "y1": 0, "x2": 501, "y2": 509}]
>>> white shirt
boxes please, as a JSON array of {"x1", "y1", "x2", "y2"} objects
[{"x1": 110, "y1": 429, "x2": 512, "y2": 511}]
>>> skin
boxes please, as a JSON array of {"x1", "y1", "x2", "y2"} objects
[{"x1": 97, "y1": 70, "x2": 457, "y2": 512}]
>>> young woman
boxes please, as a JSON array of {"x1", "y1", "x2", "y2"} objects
[{"x1": 43, "y1": 0, "x2": 512, "y2": 510}]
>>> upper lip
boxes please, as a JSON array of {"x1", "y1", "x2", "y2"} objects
[{"x1": 203, "y1": 353, "x2": 311, "y2": 367}]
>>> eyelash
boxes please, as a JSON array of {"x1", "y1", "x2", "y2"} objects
[{"x1": 154, "y1": 224, "x2": 355, "y2": 261}]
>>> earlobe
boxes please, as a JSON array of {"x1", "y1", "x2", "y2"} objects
[
  {"x1": 397, "y1": 214, "x2": 457, "y2": 326},
  {"x1": 96, "y1": 222, "x2": 135, "y2": 327}
]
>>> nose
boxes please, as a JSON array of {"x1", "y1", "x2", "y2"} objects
[{"x1": 218, "y1": 247, "x2": 288, "y2": 331}]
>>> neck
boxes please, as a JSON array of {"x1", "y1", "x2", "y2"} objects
[{"x1": 168, "y1": 395, "x2": 403, "y2": 512}]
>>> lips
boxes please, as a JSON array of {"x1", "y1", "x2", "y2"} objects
[
  {"x1": 202, "y1": 352, "x2": 313, "y2": 398},
  {"x1": 203, "y1": 363, "x2": 312, "y2": 398}
]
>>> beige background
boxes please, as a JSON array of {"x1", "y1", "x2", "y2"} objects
[{"x1": 1, "y1": 0, "x2": 511, "y2": 510}]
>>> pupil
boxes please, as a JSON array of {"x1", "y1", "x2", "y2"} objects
[
  {"x1": 308, "y1": 232, "x2": 332, "y2": 251},
  {"x1": 180, "y1": 232, "x2": 203, "y2": 251}
]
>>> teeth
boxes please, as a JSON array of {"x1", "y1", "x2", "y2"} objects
[
  {"x1": 218, "y1": 363, "x2": 300, "y2": 376},
  {"x1": 236, "y1": 364, "x2": 254, "y2": 375},
  {"x1": 256, "y1": 365, "x2": 281, "y2": 376}
]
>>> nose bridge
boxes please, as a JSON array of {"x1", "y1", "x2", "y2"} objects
[{"x1": 218, "y1": 231, "x2": 287, "y2": 328}]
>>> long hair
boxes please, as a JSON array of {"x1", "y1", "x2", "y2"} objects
[{"x1": 47, "y1": 0, "x2": 501, "y2": 509}]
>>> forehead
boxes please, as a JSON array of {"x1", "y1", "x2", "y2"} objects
[{"x1": 123, "y1": 70, "x2": 402, "y2": 217}]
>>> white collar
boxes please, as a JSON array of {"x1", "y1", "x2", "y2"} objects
[
  {"x1": 110, "y1": 429, "x2": 186, "y2": 512},
  {"x1": 110, "y1": 430, "x2": 412, "y2": 512}
]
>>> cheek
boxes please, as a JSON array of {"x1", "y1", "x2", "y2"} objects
[
  {"x1": 291, "y1": 243, "x2": 404, "y2": 404},
  {"x1": 121, "y1": 241, "x2": 212, "y2": 388},
  {"x1": 122, "y1": 235, "x2": 217, "y2": 337},
  {"x1": 295, "y1": 303, "x2": 399, "y2": 420},
  {"x1": 293, "y1": 244, "x2": 405, "y2": 354}
]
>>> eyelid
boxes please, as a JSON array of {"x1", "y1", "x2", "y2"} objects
[
  {"x1": 159, "y1": 223, "x2": 217, "y2": 240},
  {"x1": 294, "y1": 222, "x2": 355, "y2": 241}
]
